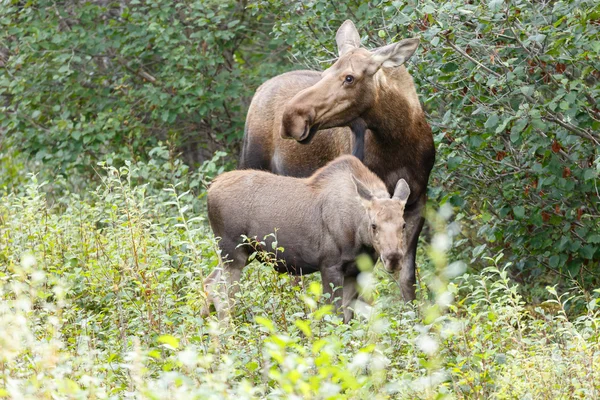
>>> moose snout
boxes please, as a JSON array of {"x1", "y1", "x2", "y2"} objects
[
  {"x1": 280, "y1": 107, "x2": 315, "y2": 141},
  {"x1": 381, "y1": 251, "x2": 405, "y2": 272},
  {"x1": 280, "y1": 92, "x2": 317, "y2": 141}
]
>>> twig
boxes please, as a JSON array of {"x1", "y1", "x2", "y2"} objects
[
  {"x1": 117, "y1": 57, "x2": 159, "y2": 85},
  {"x1": 445, "y1": 37, "x2": 501, "y2": 78}
]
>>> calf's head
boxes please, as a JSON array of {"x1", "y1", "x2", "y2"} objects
[
  {"x1": 354, "y1": 177, "x2": 411, "y2": 273},
  {"x1": 280, "y1": 20, "x2": 420, "y2": 142}
]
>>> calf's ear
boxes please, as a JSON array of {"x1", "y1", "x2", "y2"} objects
[
  {"x1": 392, "y1": 179, "x2": 410, "y2": 203},
  {"x1": 371, "y1": 38, "x2": 420, "y2": 69},
  {"x1": 352, "y1": 175, "x2": 373, "y2": 201}
]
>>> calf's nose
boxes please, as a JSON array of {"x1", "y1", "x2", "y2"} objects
[{"x1": 382, "y1": 251, "x2": 404, "y2": 271}]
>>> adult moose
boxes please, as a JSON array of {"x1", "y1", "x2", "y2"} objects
[{"x1": 239, "y1": 21, "x2": 435, "y2": 301}]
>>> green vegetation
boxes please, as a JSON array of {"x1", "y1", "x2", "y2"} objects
[
  {"x1": 1, "y1": 0, "x2": 599, "y2": 398},
  {"x1": 1, "y1": 165, "x2": 599, "y2": 398}
]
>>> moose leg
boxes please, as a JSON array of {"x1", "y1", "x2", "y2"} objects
[
  {"x1": 342, "y1": 275, "x2": 358, "y2": 323},
  {"x1": 201, "y1": 267, "x2": 223, "y2": 317},
  {"x1": 202, "y1": 243, "x2": 247, "y2": 320},
  {"x1": 399, "y1": 194, "x2": 427, "y2": 301},
  {"x1": 350, "y1": 118, "x2": 367, "y2": 162},
  {"x1": 321, "y1": 264, "x2": 344, "y2": 314}
]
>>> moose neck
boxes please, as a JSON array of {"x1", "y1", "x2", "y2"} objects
[
  {"x1": 363, "y1": 66, "x2": 424, "y2": 146},
  {"x1": 359, "y1": 67, "x2": 435, "y2": 197}
]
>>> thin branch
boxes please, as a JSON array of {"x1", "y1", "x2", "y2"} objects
[
  {"x1": 445, "y1": 37, "x2": 501, "y2": 78},
  {"x1": 117, "y1": 57, "x2": 159, "y2": 85},
  {"x1": 543, "y1": 114, "x2": 600, "y2": 146}
]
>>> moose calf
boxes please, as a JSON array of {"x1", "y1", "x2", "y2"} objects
[{"x1": 202, "y1": 155, "x2": 410, "y2": 322}]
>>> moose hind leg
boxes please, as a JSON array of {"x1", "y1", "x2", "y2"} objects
[
  {"x1": 203, "y1": 242, "x2": 248, "y2": 320},
  {"x1": 201, "y1": 267, "x2": 223, "y2": 317}
]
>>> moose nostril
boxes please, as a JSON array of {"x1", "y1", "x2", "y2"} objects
[{"x1": 384, "y1": 252, "x2": 401, "y2": 264}]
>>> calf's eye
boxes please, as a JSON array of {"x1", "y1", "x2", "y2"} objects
[
  {"x1": 345, "y1": 75, "x2": 355, "y2": 84},
  {"x1": 371, "y1": 223, "x2": 377, "y2": 231}
]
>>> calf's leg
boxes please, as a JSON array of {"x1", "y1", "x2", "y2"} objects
[
  {"x1": 202, "y1": 241, "x2": 247, "y2": 320},
  {"x1": 342, "y1": 275, "x2": 358, "y2": 323},
  {"x1": 321, "y1": 264, "x2": 344, "y2": 315}
]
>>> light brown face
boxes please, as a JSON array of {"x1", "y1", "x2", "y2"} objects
[
  {"x1": 280, "y1": 49, "x2": 377, "y2": 142},
  {"x1": 280, "y1": 20, "x2": 420, "y2": 142},
  {"x1": 367, "y1": 198, "x2": 407, "y2": 273},
  {"x1": 354, "y1": 177, "x2": 411, "y2": 273}
]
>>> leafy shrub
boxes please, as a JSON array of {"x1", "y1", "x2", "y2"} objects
[{"x1": 0, "y1": 0, "x2": 289, "y2": 176}]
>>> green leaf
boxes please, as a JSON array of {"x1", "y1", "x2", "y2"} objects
[
  {"x1": 580, "y1": 245, "x2": 596, "y2": 260},
  {"x1": 255, "y1": 316, "x2": 275, "y2": 332},
  {"x1": 295, "y1": 319, "x2": 312, "y2": 337},
  {"x1": 513, "y1": 206, "x2": 525, "y2": 219},
  {"x1": 488, "y1": 0, "x2": 503, "y2": 11},
  {"x1": 588, "y1": 235, "x2": 600, "y2": 244},
  {"x1": 246, "y1": 361, "x2": 259, "y2": 372},
  {"x1": 485, "y1": 114, "x2": 499, "y2": 130},
  {"x1": 441, "y1": 62, "x2": 459, "y2": 73},
  {"x1": 583, "y1": 169, "x2": 597, "y2": 181},
  {"x1": 520, "y1": 86, "x2": 534, "y2": 97},
  {"x1": 158, "y1": 335, "x2": 179, "y2": 350},
  {"x1": 511, "y1": 119, "x2": 528, "y2": 135},
  {"x1": 447, "y1": 156, "x2": 463, "y2": 170}
]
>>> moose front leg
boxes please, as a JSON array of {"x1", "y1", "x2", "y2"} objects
[
  {"x1": 398, "y1": 194, "x2": 427, "y2": 301},
  {"x1": 342, "y1": 275, "x2": 358, "y2": 323},
  {"x1": 350, "y1": 118, "x2": 367, "y2": 162},
  {"x1": 321, "y1": 264, "x2": 345, "y2": 314}
]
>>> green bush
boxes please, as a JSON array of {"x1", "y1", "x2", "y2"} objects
[
  {"x1": 2, "y1": 0, "x2": 597, "y2": 286},
  {"x1": 0, "y1": 0, "x2": 289, "y2": 178}
]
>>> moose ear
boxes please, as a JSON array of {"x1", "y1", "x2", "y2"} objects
[
  {"x1": 392, "y1": 179, "x2": 410, "y2": 203},
  {"x1": 352, "y1": 175, "x2": 373, "y2": 202},
  {"x1": 336, "y1": 20, "x2": 361, "y2": 57},
  {"x1": 371, "y1": 38, "x2": 420, "y2": 69}
]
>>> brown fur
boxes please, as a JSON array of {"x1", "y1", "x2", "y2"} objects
[
  {"x1": 239, "y1": 21, "x2": 435, "y2": 300},
  {"x1": 202, "y1": 155, "x2": 410, "y2": 322}
]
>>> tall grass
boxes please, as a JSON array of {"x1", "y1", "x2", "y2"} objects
[{"x1": 0, "y1": 161, "x2": 598, "y2": 398}]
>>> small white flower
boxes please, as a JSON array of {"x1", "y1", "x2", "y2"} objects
[
  {"x1": 21, "y1": 253, "x2": 36, "y2": 270},
  {"x1": 445, "y1": 261, "x2": 467, "y2": 278},
  {"x1": 432, "y1": 233, "x2": 451, "y2": 252},
  {"x1": 416, "y1": 334, "x2": 439, "y2": 356}
]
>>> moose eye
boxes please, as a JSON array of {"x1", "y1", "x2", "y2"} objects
[
  {"x1": 344, "y1": 75, "x2": 355, "y2": 84},
  {"x1": 371, "y1": 224, "x2": 377, "y2": 231},
  {"x1": 402, "y1": 222, "x2": 407, "y2": 230}
]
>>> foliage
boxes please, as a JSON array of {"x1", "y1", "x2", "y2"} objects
[
  {"x1": 1, "y1": 1, "x2": 599, "y2": 397},
  {"x1": 0, "y1": 0, "x2": 289, "y2": 180},
  {"x1": 2, "y1": 0, "x2": 598, "y2": 286},
  {"x1": 1, "y1": 170, "x2": 599, "y2": 398},
  {"x1": 252, "y1": 0, "x2": 600, "y2": 289}
]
